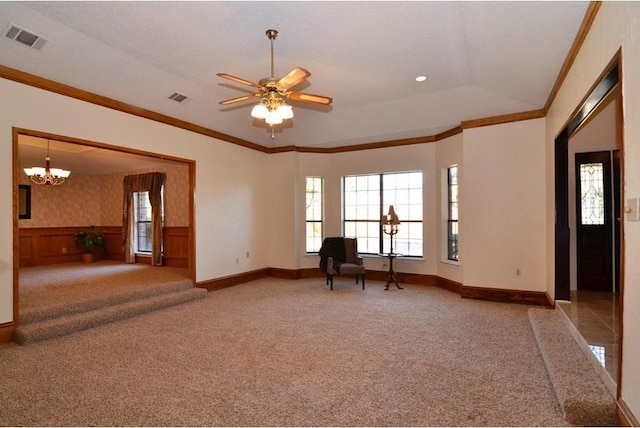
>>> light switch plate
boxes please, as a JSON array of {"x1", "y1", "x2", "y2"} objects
[{"x1": 626, "y1": 198, "x2": 640, "y2": 222}]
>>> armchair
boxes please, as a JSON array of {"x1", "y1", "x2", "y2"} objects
[{"x1": 318, "y1": 237, "x2": 365, "y2": 290}]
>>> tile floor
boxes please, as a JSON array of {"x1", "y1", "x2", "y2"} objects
[{"x1": 557, "y1": 291, "x2": 619, "y2": 386}]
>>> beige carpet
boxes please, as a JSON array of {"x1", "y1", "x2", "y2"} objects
[
  {"x1": 528, "y1": 307, "x2": 616, "y2": 425},
  {"x1": 19, "y1": 261, "x2": 193, "y2": 323},
  {"x1": 15, "y1": 261, "x2": 205, "y2": 344},
  {"x1": 1, "y1": 277, "x2": 567, "y2": 426}
]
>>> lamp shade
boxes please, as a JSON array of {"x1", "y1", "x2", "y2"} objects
[
  {"x1": 50, "y1": 168, "x2": 71, "y2": 178},
  {"x1": 279, "y1": 104, "x2": 294, "y2": 119},
  {"x1": 251, "y1": 104, "x2": 269, "y2": 119},
  {"x1": 387, "y1": 205, "x2": 400, "y2": 224},
  {"x1": 24, "y1": 167, "x2": 46, "y2": 177},
  {"x1": 266, "y1": 110, "x2": 284, "y2": 125}
]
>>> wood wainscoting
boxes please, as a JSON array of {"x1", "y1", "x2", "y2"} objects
[
  {"x1": 18, "y1": 226, "x2": 189, "y2": 268},
  {"x1": 19, "y1": 227, "x2": 91, "y2": 267}
]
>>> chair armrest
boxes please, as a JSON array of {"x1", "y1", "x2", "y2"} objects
[{"x1": 355, "y1": 256, "x2": 364, "y2": 266}]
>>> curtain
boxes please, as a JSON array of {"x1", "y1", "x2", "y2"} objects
[{"x1": 122, "y1": 172, "x2": 166, "y2": 265}]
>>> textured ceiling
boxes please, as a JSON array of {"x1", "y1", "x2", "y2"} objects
[{"x1": 2, "y1": 1, "x2": 589, "y2": 156}]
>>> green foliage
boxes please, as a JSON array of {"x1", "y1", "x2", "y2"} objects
[{"x1": 73, "y1": 225, "x2": 106, "y2": 254}]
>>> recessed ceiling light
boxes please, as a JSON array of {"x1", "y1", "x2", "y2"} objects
[{"x1": 415, "y1": 75, "x2": 428, "y2": 82}]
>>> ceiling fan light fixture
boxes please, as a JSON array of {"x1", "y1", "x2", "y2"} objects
[
  {"x1": 217, "y1": 28, "x2": 332, "y2": 136},
  {"x1": 278, "y1": 104, "x2": 294, "y2": 119},
  {"x1": 266, "y1": 110, "x2": 284, "y2": 125},
  {"x1": 251, "y1": 104, "x2": 269, "y2": 119}
]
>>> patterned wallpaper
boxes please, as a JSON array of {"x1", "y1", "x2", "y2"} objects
[{"x1": 19, "y1": 163, "x2": 190, "y2": 228}]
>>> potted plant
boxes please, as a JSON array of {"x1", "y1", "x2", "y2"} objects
[{"x1": 73, "y1": 225, "x2": 106, "y2": 263}]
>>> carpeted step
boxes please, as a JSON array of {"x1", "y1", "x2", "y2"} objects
[
  {"x1": 528, "y1": 307, "x2": 616, "y2": 426},
  {"x1": 15, "y1": 287, "x2": 207, "y2": 345},
  {"x1": 20, "y1": 279, "x2": 195, "y2": 325}
]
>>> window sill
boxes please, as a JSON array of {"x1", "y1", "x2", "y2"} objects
[
  {"x1": 363, "y1": 254, "x2": 424, "y2": 261},
  {"x1": 440, "y1": 259, "x2": 460, "y2": 267}
]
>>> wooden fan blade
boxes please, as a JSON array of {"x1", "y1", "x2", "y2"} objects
[
  {"x1": 277, "y1": 67, "x2": 311, "y2": 90},
  {"x1": 217, "y1": 73, "x2": 262, "y2": 89},
  {"x1": 219, "y1": 93, "x2": 261, "y2": 105},
  {"x1": 289, "y1": 91, "x2": 333, "y2": 105}
]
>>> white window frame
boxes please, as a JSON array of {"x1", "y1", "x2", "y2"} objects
[
  {"x1": 446, "y1": 165, "x2": 459, "y2": 262},
  {"x1": 305, "y1": 176, "x2": 323, "y2": 253},
  {"x1": 342, "y1": 171, "x2": 423, "y2": 257}
]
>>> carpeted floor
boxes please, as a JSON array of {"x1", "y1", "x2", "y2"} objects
[
  {"x1": 19, "y1": 261, "x2": 192, "y2": 322},
  {"x1": 1, "y1": 277, "x2": 567, "y2": 426}
]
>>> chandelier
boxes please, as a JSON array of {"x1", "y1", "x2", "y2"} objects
[{"x1": 23, "y1": 139, "x2": 71, "y2": 187}]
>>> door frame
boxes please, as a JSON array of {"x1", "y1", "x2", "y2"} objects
[
  {"x1": 553, "y1": 53, "x2": 624, "y2": 397},
  {"x1": 12, "y1": 128, "x2": 197, "y2": 328},
  {"x1": 555, "y1": 58, "x2": 619, "y2": 300}
]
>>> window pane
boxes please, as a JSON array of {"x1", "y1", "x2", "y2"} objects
[
  {"x1": 448, "y1": 220, "x2": 459, "y2": 261},
  {"x1": 135, "y1": 191, "x2": 152, "y2": 253},
  {"x1": 447, "y1": 166, "x2": 459, "y2": 261},
  {"x1": 305, "y1": 177, "x2": 323, "y2": 252},
  {"x1": 580, "y1": 163, "x2": 605, "y2": 225}
]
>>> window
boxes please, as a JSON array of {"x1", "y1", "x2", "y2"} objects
[
  {"x1": 579, "y1": 162, "x2": 605, "y2": 225},
  {"x1": 305, "y1": 177, "x2": 323, "y2": 253},
  {"x1": 343, "y1": 171, "x2": 423, "y2": 257},
  {"x1": 447, "y1": 165, "x2": 459, "y2": 261},
  {"x1": 134, "y1": 191, "x2": 152, "y2": 253},
  {"x1": 133, "y1": 190, "x2": 164, "y2": 254}
]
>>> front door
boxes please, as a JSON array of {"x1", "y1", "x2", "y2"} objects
[{"x1": 575, "y1": 151, "x2": 616, "y2": 292}]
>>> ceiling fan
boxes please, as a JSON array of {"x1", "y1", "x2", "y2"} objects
[{"x1": 217, "y1": 29, "x2": 332, "y2": 131}]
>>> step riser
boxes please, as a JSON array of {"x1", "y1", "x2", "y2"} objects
[{"x1": 20, "y1": 280, "x2": 195, "y2": 325}]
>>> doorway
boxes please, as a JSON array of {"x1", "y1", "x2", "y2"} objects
[
  {"x1": 13, "y1": 128, "x2": 197, "y2": 328},
  {"x1": 554, "y1": 56, "x2": 623, "y2": 392},
  {"x1": 574, "y1": 150, "x2": 620, "y2": 293}
]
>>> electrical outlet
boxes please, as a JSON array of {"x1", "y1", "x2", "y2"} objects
[
  {"x1": 246, "y1": 251, "x2": 250, "y2": 258},
  {"x1": 62, "y1": 247, "x2": 67, "y2": 254},
  {"x1": 516, "y1": 268, "x2": 522, "y2": 276},
  {"x1": 236, "y1": 258, "x2": 239, "y2": 264}
]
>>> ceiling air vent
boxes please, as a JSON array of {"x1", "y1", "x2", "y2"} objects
[
  {"x1": 5, "y1": 24, "x2": 48, "y2": 50},
  {"x1": 168, "y1": 92, "x2": 189, "y2": 103}
]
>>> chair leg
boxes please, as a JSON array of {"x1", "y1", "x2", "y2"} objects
[{"x1": 362, "y1": 274, "x2": 365, "y2": 289}]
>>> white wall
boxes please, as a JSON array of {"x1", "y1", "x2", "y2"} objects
[
  {"x1": 266, "y1": 151, "x2": 299, "y2": 270},
  {"x1": 436, "y1": 133, "x2": 463, "y2": 284},
  {"x1": 291, "y1": 122, "x2": 547, "y2": 295},
  {"x1": 545, "y1": 1, "x2": 640, "y2": 417},
  {"x1": 0, "y1": 77, "x2": 269, "y2": 323},
  {"x1": 462, "y1": 119, "x2": 547, "y2": 292},
  {"x1": 295, "y1": 143, "x2": 438, "y2": 276}
]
